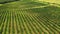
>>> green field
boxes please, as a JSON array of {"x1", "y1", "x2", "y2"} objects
[{"x1": 0, "y1": 1, "x2": 60, "y2": 34}]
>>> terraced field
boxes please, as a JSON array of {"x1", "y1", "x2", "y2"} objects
[{"x1": 0, "y1": 1, "x2": 60, "y2": 34}]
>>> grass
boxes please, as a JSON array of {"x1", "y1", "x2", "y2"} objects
[
  {"x1": 37, "y1": 0, "x2": 60, "y2": 4},
  {"x1": 0, "y1": 1, "x2": 60, "y2": 34}
]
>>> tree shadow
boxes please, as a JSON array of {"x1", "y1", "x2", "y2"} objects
[{"x1": 0, "y1": 0, "x2": 19, "y2": 4}]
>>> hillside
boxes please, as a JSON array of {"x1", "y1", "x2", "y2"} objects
[{"x1": 0, "y1": 1, "x2": 60, "y2": 34}]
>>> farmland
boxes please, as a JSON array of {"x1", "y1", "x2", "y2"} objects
[{"x1": 0, "y1": 1, "x2": 60, "y2": 34}]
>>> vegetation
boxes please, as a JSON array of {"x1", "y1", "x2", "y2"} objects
[{"x1": 0, "y1": 0, "x2": 60, "y2": 34}]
